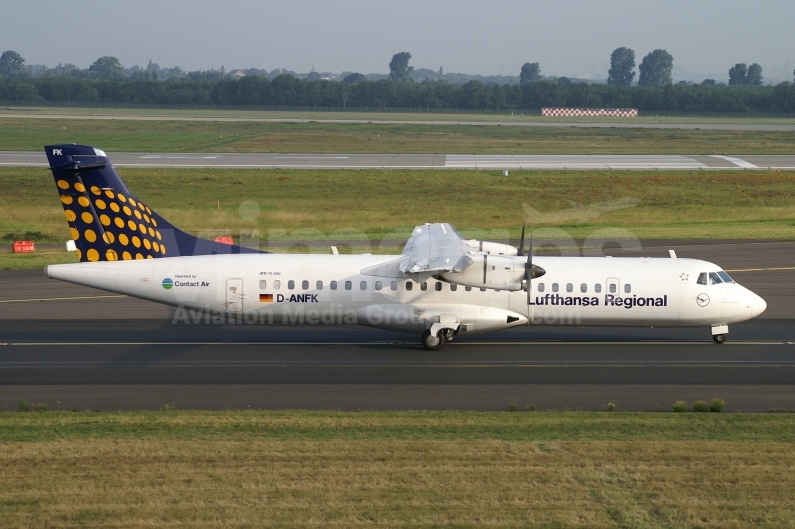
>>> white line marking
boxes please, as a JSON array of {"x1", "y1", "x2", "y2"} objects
[
  {"x1": 7, "y1": 340, "x2": 792, "y2": 346},
  {"x1": 725, "y1": 267, "x2": 795, "y2": 272},
  {"x1": 0, "y1": 295, "x2": 127, "y2": 303},
  {"x1": 709, "y1": 155, "x2": 759, "y2": 169}
]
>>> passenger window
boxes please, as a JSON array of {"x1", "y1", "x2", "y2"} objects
[
  {"x1": 465, "y1": 286, "x2": 472, "y2": 292},
  {"x1": 302, "y1": 280, "x2": 309, "y2": 290},
  {"x1": 538, "y1": 283, "x2": 545, "y2": 292},
  {"x1": 480, "y1": 288, "x2": 487, "y2": 292},
  {"x1": 594, "y1": 284, "x2": 601, "y2": 293},
  {"x1": 450, "y1": 284, "x2": 457, "y2": 291},
  {"x1": 316, "y1": 281, "x2": 323, "y2": 290},
  {"x1": 609, "y1": 283, "x2": 616, "y2": 293},
  {"x1": 360, "y1": 281, "x2": 367, "y2": 290},
  {"x1": 375, "y1": 281, "x2": 382, "y2": 290},
  {"x1": 709, "y1": 272, "x2": 723, "y2": 285},
  {"x1": 259, "y1": 280, "x2": 267, "y2": 289},
  {"x1": 552, "y1": 283, "x2": 559, "y2": 292},
  {"x1": 330, "y1": 281, "x2": 337, "y2": 290},
  {"x1": 566, "y1": 283, "x2": 573, "y2": 293},
  {"x1": 288, "y1": 280, "x2": 295, "y2": 290},
  {"x1": 624, "y1": 284, "x2": 631, "y2": 293},
  {"x1": 390, "y1": 281, "x2": 397, "y2": 291},
  {"x1": 406, "y1": 282, "x2": 413, "y2": 291},
  {"x1": 274, "y1": 280, "x2": 281, "y2": 290},
  {"x1": 580, "y1": 283, "x2": 587, "y2": 293},
  {"x1": 345, "y1": 281, "x2": 352, "y2": 290},
  {"x1": 435, "y1": 282, "x2": 442, "y2": 291},
  {"x1": 697, "y1": 273, "x2": 707, "y2": 285},
  {"x1": 421, "y1": 282, "x2": 428, "y2": 291}
]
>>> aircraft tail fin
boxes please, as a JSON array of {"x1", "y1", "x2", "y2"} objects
[{"x1": 45, "y1": 144, "x2": 262, "y2": 262}]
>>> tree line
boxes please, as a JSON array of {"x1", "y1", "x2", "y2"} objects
[{"x1": 0, "y1": 50, "x2": 794, "y2": 113}]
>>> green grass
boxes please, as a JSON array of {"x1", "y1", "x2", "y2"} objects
[
  {"x1": 5, "y1": 104, "x2": 795, "y2": 124},
  {"x1": 1, "y1": 410, "x2": 794, "y2": 442},
  {"x1": 1, "y1": 166, "x2": 793, "y2": 259},
  {"x1": 2, "y1": 411, "x2": 795, "y2": 528},
  {"x1": 2, "y1": 115, "x2": 795, "y2": 154}
]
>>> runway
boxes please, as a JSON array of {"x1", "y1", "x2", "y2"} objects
[
  {"x1": 0, "y1": 240, "x2": 793, "y2": 411},
  {"x1": 3, "y1": 151, "x2": 795, "y2": 170},
  {"x1": 3, "y1": 112, "x2": 795, "y2": 131}
]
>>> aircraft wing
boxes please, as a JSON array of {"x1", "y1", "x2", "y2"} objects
[{"x1": 399, "y1": 223, "x2": 476, "y2": 282}]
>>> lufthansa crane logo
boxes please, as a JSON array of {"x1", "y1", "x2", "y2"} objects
[{"x1": 696, "y1": 293, "x2": 710, "y2": 307}]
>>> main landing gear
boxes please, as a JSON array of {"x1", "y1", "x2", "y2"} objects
[
  {"x1": 421, "y1": 329, "x2": 455, "y2": 350},
  {"x1": 711, "y1": 324, "x2": 729, "y2": 344}
]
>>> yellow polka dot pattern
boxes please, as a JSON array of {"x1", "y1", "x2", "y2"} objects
[{"x1": 56, "y1": 178, "x2": 165, "y2": 262}]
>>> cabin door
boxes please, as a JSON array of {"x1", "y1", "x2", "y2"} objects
[{"x1": 226, "y1": 278, "x2": 243, "y2": 312}]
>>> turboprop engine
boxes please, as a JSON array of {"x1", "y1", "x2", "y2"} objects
[{"x1": 440, "y1": 254, "x2": 528, "y2": 291}]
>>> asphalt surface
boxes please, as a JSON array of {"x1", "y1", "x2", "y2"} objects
[
  {"x1": 0, "y1": 240, "x2": 793, "y2": 411},
  {"x1": 4, "y1": 113, "x2": 795, "y2": 131},
  {"x1": 3, "y1": 151, "x2": 795, "y2": 170}
]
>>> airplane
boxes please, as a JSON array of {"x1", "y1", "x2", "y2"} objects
[{"x1": 43, "y1": 144, "x2": 767, "y2": 349}]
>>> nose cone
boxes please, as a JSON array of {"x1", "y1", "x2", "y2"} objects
[{"x1": 752, "y1": 295, "x2": 767, "y2": 318}]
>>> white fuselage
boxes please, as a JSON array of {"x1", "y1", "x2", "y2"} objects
[{"x1": 45, "y1": 253, "x2": 766, "y2": 336}]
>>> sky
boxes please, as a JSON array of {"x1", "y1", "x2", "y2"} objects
[{"x1": 2, "y1": 0, "x2": 795, "y2": 82}]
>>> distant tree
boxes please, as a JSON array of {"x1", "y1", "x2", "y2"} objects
[
  {"x1": 89, "y1": 56, "x2": 125, "y2": 79},
  {"x1": 701, "y1": 79, "x2": 716, "y2": 86},
  {"x1": 728, "y1": 63, "x2": 748, "y2": 85},
  {"x1": 306, "y1": 70, "x2": 322, "y2": 81},
  {"x1": 342, "y1": 72, "x2": 366, "y2": 84},
  {"x1": 0, "y1": 50, "x2": 25, "y2": 78},
  {"x1": 607, "y1": 47, "x2": 635, "y2": 86},
  {"x1": 729, "y1": 63, "x2": 763, "y2": 86},
  {"x1": 389, "y1": 52, "x2": 413, "y2": 82},
  {"x1": 557, "y1": 76, "x2": 572, "y2": 85},
  {"x1": 438, "y1": 66, "x2": 443, "y2": 76},
  {"x1": 638, "y1": 49, "x2": 673, "y2": 86},
  {"x1": 746, "y1": 63, "x2": 763, "y2": 85},
  {"x1": 519, "y1": 62, "x2": 541, "y2": 84}
]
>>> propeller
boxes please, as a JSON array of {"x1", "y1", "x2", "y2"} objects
[
  {"x1": 525, "y1": 232, "x2": 533, "y2": 305},
  {"x1": 518, "y1": 222, "x2": 545, "y2": 306}
]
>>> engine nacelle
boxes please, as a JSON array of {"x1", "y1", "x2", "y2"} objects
[
  {"x1": 465, "y1": 240, "x2": 518, "y2": 256},
  {"x1": 441, "y1": 254, "x2": 527, "y2": 291}
]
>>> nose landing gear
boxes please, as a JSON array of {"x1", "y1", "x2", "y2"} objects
[{"x1": 711, "y1": 324, "x2": 729, "y2": 344}]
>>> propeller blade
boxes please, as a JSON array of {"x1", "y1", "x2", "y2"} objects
[
  {"x1": 518, "y1": 221, "x2": 526, "y2": 256},
  {"x1": 526, "y1": 232, "x2": 533, "y2": 305}
]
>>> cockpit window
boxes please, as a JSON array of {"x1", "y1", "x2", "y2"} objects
[
  {"x1": 697, "y1": 273, "x2": 707, "y2": 285},
  {"x1": 709, "y1": 272, "x2": 723, "y2": 285},
  {"x1": 717, "y1": 271, "x2": 734, "y2": 283}
]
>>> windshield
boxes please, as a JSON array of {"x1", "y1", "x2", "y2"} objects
[{"x1": 717, "y1": 270, "x2": 734, "y2": 283}]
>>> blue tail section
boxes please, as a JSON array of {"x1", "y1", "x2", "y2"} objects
[{"x1": 45, "y1": 144, "x2": 263, "y2": 262}]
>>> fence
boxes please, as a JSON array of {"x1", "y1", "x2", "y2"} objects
[{"x1": 542, "y1": 108, "x2": 638, "y2": 117}]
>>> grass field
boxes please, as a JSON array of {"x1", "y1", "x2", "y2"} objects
[
  {"x1": 2, "y1": 116, "x2": 795, "y2": 154},
  {"x1": 1, "y1": 410, "x2": 794, "y2": 528},
  {"x1": 2, "y1": 166, "x2": 793, "y2": 250},
  {"x1": 5, "y1": 104, "x2": 795, "y2": 124}
]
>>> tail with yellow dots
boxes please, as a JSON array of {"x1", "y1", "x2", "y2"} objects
[{"x1": 45, "y1": 145, "x2": 262, "y2": 262}]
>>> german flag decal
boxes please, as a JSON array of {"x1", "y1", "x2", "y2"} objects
[{"x1": 259, "y1": 294, "x2": 274, "y2": 303}]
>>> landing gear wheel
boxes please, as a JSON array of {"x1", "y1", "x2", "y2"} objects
[
  {"x1": 713, "y1": 334, "x2": 726, "y2": 344},
  {"x1": 422, "y1": 329, "x2": 446, "y2": 350}
]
